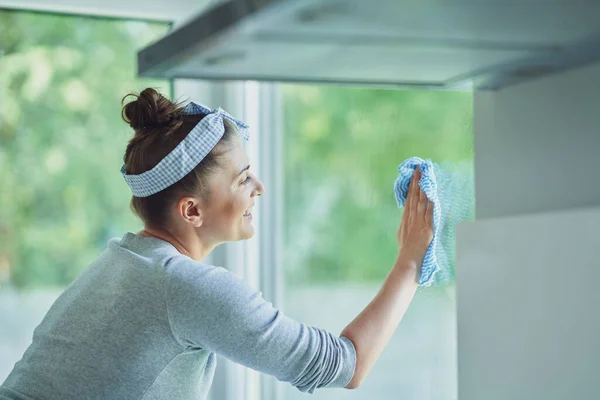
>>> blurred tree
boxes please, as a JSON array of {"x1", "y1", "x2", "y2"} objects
[{"x1": 0, "y1": 11, "x2": 170, "y2": 288}]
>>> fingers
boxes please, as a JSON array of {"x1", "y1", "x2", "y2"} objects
[
  {"x1": 418, "y1": 176, "x2": 427, "y2": 215},
  {"x1": 426, "y1": 199, "x2": 434, "y2": 225},
  {"x1": 407, "y1": 166, "x2": 420, "y2": 211},
  {"x1": 410, "y1": 166, "x2": 431, "y2": 220}
]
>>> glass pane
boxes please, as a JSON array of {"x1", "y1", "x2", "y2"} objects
[
  {"x1": 0, "y1": 11, "x2": 169, "y2": 381},
  {"x1": 281, "y1": 85, "x2": 473, "y2": 399}
]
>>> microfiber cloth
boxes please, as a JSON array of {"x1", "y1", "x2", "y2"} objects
[
  {"x1": 394, "y1": 157, "x2": 441, "y2": 286},
  {"x1": 394, "y1": 157, "x2": 475, "y2": 286}
]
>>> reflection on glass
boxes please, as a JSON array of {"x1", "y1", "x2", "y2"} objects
[
  {"x1": 281, "y1": 85, "x2": 473, "y2": 400},
  {"x1": 0, "y1": 11, "x2": 169, "y2": 381}
]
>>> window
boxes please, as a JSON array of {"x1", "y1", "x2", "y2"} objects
[
  {"x1": 0, "y1": 10, "x2": 169, "y2": 381},
  {"x1": 279, "y1": 85, "x2": 473, "y2": 399}
]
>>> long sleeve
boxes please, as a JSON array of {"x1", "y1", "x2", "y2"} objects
[{"x1": 164, "y1": 256, "x2": 356, "y2": 393}]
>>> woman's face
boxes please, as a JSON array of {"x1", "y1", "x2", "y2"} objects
[{"x1": 199, "y1": 135, "x2": 264, "y2": 243}]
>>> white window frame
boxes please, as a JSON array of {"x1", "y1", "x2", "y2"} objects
[
  {"x1": 173, "y1": 79, "x2": 285, "y2": 400},
  {"x1": 247, "y1": 82, "x2": 286, "y2": 400}
]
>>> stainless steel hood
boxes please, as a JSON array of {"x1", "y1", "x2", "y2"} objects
[{"x1": 137, "y1": 0, "x2": 600, "y2": 90}]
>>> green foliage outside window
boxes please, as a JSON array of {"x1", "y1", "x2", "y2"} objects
[
  {"x1": 0, "y1": 11, "x2": 170, "y2": 289},
  {"x1": 282, "y1": 85, "x2": 473, "y2": 284}
]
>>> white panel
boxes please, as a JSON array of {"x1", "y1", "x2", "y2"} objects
[
  {"x1": 474, "y1": 61, "x2": 600, "y2": 218},
  {"x1": 138, "y1": 0, "x2": 600, "y2": 87},
  {"x1": 456, "y1": 207, "x2": 600, "y2": 400},
  {"x1": 261, "y1": 0, "x2": 599, "y2": 45},
  {"x1": 173, "y1": 39, "x2": 533, "y2": 85}
]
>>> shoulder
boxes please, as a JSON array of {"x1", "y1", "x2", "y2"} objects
[
  {"x1": 164, "y1": 254, "x2": 229, "y2": 280},
  {"x1": 163, "y1": 255, "x2": 247, "y2": 297}
]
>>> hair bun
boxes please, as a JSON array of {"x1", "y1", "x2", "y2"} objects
[{"x1": 121, "y1": 88, "x2": 183, "y2": 132}]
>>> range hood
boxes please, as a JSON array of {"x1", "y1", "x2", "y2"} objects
[{"x1": 138, "y1": 0, "x2": 600, "y2": 90}]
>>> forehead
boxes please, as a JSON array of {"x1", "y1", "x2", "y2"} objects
[{"x1": 221, "y1": 136, "x2": 249, "y2": 176}]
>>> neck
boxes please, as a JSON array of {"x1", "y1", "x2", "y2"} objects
[{"x1": 138, "y1": 226, "x2": 214, "y2": 261}]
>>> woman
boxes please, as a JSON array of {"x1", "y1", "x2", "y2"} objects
[{"x1": 0, "y1": 88, "x2": 433, "y2": 399}]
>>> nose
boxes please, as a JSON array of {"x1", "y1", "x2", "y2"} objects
[{"x1": 253, "y1": 177, "x2": 265, "y2": 197}]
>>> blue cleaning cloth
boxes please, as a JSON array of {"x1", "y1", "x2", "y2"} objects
[{"x1": 394, "y1": 157, "x2": 441, "y2": 286}]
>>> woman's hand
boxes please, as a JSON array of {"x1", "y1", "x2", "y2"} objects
[
  {"x1": 341, "y1": 167, "x2": 434, "y2": 389},
  {"x1": 396, "y1": 166, "x2": 434, "y2": 265}
]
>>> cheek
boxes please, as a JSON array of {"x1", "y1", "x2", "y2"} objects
[
  {"x1": 205, "y1": 186, "x2": 249, "y2": 226},
  {"x1": 224, "y1": 200, "x2": 241, "y2": 217},
  {"x1": 220, "y1": 192, "x2": 246, "y2": 218}
]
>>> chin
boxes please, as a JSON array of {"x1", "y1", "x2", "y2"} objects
[
  {"x1": 238, "y1": 216, "x2": 255, "y2": 240},
  {"x1": 241, "y1": 228, "x2": 255, "y2": 240},
  {"x1": 231, "y1": 227, "x2": 254, "y2": 242}
]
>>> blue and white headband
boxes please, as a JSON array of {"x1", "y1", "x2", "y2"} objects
[{"x1": 121, "y1": 102, "x2": 249, "y2": 197}]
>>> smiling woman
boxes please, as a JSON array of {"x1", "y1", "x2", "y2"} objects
[
  {"x1": 0, "y1": 86, "x2": 364, "y2": 399},
  {"x1": 120, "y1": 88, "x2": 265, "y2": 256},
  {"x1": 1, "y1": 79, "x2": 438, "y2": 400}
]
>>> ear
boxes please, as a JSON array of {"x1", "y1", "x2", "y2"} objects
[{"x1": 176, "y1": 196, "x2": 204, "y2": 228}]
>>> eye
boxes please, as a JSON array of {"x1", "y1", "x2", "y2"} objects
[{"x1": 241, "y1": 176, "x2": 251, "y2": 185}]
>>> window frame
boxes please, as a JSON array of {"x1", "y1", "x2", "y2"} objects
[{"x1": 175, "y1": 80, "x2": 285, "y2": 400}]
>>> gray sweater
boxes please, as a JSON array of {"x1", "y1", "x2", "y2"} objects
[{"x1": 0, "y1": 233, "x2": 356, "y2": 399}]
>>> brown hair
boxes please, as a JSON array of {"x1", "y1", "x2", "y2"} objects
[{"x1": 121, "y1": 87, "x2": 236, "y2": 228}]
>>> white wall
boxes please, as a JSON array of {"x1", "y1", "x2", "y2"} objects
[
  {"x1": 457, "y1": 207, "x2": 600, "y2": 400},
  {"x1": 458, "y1": 61, "x2": 600, "y2": 399},
  {"x1": 474, "y1": 62, "x2": 600, "y2": 219}
]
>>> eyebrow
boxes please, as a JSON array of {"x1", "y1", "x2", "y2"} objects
[{"x1": 237, "y1": 165, "x2": 250, "y2": 177}]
